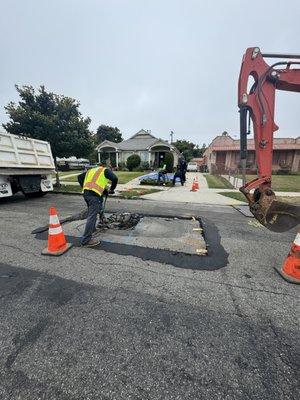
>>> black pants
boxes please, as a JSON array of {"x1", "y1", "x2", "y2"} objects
[
  {"x1": 157, "y1": 171, "x2": 166, "y2": 184},
  {"x1": 81, "y1": 193, "x2": 103, "y2": 244},
  {"x1": 173, "y1": 172, "x2": 184, "y2": 186}
]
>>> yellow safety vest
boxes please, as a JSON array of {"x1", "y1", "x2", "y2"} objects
[{"x1": 83, "y1": 167, "x2": 109, "y2": 196}]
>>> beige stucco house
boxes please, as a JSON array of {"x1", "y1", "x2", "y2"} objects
[
  {"x1": 204, "y1": 133, "x2": 300, "y2": 173},
  {"x1": 96, "y1": 129, "x2": 180, "y2": 168}
]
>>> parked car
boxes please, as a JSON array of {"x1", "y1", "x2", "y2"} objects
[{"x1": 187, "y1": 162, "x2": 198, "y2": 172}]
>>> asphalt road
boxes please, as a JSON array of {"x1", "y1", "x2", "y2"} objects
[{"x1": 0, "y1": 193, "x2": 299, "y2": 400}]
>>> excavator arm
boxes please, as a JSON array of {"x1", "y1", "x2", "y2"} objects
[{"x1": 238, "y1": 47, "x2": 300, "y2": 232}]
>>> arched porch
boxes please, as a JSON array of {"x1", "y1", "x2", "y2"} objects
[
  {"x1": 149, "y1": 144, "x2": 177, "y2": 168},
  {"x1": 97, "y1": 145, "x2": 119, "y2": 167}
]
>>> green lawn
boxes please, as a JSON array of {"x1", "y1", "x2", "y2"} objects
[
  {"x1": 60, "y1": 174, "x2": 80, "y2": 182},
  {"x1": 219, "y1": 191, "x2": 300, "y2": 205},
  {"x1": 58, "y1": 171, "x2": 80, "y2": 177},
  {"x1": 204, "y1": 174, "x2": 234, "y2": 189},
  {"x1": 53, "y1": 185, "x2": 160, "y2": 199},
  {"x1": 118, "y1": 188, "x2": 161, "y2": 199},
  {"x1": 115, "y1": 171, "x2": 145, "y2": 184},
  {"x1": 218, "y1": 191, "x2": 246, "y2": 202},
  {"x1": 52, "y1": 171, "x2": 81, "y2": 181},
  {"x1": 60, "y1": 171, "x2": 144, "y2": 184},
  {"x1": 54, "y1": 184, "x2": 82, "y2": 193},
  {"x1": 238, "y1": 174, "x2": 300, "y2": 192}
]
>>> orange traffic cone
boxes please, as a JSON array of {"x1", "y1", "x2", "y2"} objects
[
  {"x1": 275, "y1": 229, "x2": 300, "y2": 284},
  {"x1": 191, "y1": 178, "x2": 198, "y2": 192},
  {"x1": 42, "y1": 207, "x2": 73, "y2": 256},
  {"x1": 195, "y1": 176, "x2": 199, "y2": 190}
]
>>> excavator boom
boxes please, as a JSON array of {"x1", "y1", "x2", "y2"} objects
[{"x1": 238, "y1": 47, "x2": 300, "y2": 232}]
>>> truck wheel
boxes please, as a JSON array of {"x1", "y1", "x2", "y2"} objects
[{"x1": 24, "y1": 190, "x2": 47, "y2": 198}]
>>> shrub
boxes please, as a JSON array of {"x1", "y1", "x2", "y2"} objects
[
  {"x1": 140, "y1": 179, "x2": 173, "y2": 187},
  {"x1": 117, "y1": 162, "x2": 127, "y2": 171},
  {"x1": 133, "y1": 162, "x2": 150, "y2": 172},
  {"x1": 275, "y1": 169, "x2": 291, "y2": 175},
  {"x1": 89, "y1": 149, "x2": 98, "y2": 164},
  {"x1": 133, "y1": 166, "x2": 145, "y2": 172},
  {"x1": 164, "y1": 152, "x2": 174, "y2": 173},
  {"x1": 141, "y1": 161, "x2": 150, "y2": 170},
  {"x1": 126, "y1": 154, "x2": 141, "y2": 171}
]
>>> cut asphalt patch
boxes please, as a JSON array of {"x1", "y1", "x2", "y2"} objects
[{"x1": 32, "y1": 213, "x2": 228, "y2": 271}]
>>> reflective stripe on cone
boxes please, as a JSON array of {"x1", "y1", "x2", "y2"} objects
[
  {"x1": 42, "y1": 206, "x2": 73, "y2": 256},
  {"x1": 275, "y1": 228, "x2": 300, "y2": 284}
]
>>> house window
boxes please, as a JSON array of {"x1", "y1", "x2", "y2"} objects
[{"x1": 139, "y1": 151, "x2": 148, "y2": 162}]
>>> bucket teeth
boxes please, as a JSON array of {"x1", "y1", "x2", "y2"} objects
[
  {"x1": 251, "y1": 200, "x2": 300, "y2": 233},
  {"x1": 265, "y1": 201, "x2": 300, "y2": 233}
]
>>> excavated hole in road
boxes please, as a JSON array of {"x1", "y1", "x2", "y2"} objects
[
  {"x1": 89, "y1": 212, "x2": 208, "y2": 256},
  {"x1": 32, "y1": 211, "x2": 229, "y2": 270},
  {"x1": 96, "y1": 212, "x2": 142, "y2": 231}
]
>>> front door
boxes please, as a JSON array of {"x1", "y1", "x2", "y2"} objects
[
  {"x1": 155, "y1": 152, "x2": 165, "y2": 167},
  {"x1": 216, "y1": 151, "x2": 226, "y2": 173}
]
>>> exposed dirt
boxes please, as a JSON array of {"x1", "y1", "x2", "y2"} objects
[{"x1": 97, "y1": 213, "x2": 142, "y2": 231}]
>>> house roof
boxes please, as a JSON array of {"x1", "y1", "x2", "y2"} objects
[
  {"x1": 97, "y1": 129, "x2": 180, "y2": 152},
  {"x1": 205, "y1": 134, "x2": 300, "y2": 153},
  {"x1": 96, "y1": 140, "x2": 119, "y2": 150},
  {"x1": 118, "y1": 130, "x2": 158, "y2": 150}
]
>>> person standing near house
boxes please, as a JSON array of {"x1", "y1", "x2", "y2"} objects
[
  {"x1": 77, "y1": 163, "x2": 118, "y2": 247},
  {"x1": 179, "y1": 159, "x2": 187, "y2": 183},
  {"x1": 172, "y1": 165, "x2": 184, "y2": 186},
  {"x1": 157, "y1": 163, "x2": 167, "y2": 185}
]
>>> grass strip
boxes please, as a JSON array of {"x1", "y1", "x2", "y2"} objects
[
  {"x1": 204, "y1": 174, "x2": 234, "y2": 189},
  {"x1": 219, "y1": 191, "x2": 300, "y2": 205}
]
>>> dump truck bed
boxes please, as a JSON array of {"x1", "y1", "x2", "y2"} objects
[{"x1": 0, "y1": 132, "x2": 55, "y2": 171}]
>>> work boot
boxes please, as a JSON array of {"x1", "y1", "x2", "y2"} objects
[{"x1": 81, "y1": 238, "x2": 101, "y2": 247}]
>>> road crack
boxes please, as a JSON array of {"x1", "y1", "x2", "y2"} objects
[{"x1": 5, "y1": 318, "x2": 50, "y2": 370}]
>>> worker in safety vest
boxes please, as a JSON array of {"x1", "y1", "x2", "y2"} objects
[
  {"x1": 157, "y1": 163, "x2": 167, "y2": 185},
  {"x1": 77, "y1": 164, "x2": 118, "y2": 247}
]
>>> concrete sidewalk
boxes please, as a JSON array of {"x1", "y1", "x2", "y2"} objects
[
  {"x1": 56, "y1": 172, "x2": 300, "y2": 205},
  {"x1": 141, "y1": 172, "x2": 245, "y2": 205}
]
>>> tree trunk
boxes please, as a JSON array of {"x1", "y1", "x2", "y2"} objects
[{"x1": 54, "y1": 157, "x2": 61, "y2": 188}]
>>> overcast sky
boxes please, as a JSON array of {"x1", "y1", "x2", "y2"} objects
[{"x1": 0, "y1": 0, "x2": 299, "y2": 145}]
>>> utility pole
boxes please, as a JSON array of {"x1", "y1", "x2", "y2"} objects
[{"x1": 170, "y1": 131, "x2": 174, "y2": 143}]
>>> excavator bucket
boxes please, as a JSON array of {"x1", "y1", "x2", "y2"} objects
[
  {"x1": 249, "y1": 197, "x2": 300, "y2": 233},
  {"x1": 240, "y1": 185, "x2": 300, "y2": 233},
  {"x1": 264, "y1": 200, "x2": 300, "y2": 233}
]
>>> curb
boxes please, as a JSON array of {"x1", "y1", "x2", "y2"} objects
[{"x1": 51, "y1": 191, "x2": 146, "y2": 201}]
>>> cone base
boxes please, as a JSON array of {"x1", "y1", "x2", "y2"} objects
[
  {"x1": 274, "y1": 265, "x2": 300, "y2": 284},
  {"x1": 42, "y1": 242, "x2": 73, "y2": 256}
]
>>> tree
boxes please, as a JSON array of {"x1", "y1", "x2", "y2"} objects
[
  {"x1": 200, "y1": 143, "x2": 207, "y2": 154},
  {"x1": 173, "y1": 139, "x2": 195, "y2": 162},
  {"x1": 126, "y1": 154, "x2": 141, "y2": 171},
  {"x1": 173, "y1": 139, "x2": 206, "y2": 161},
  {"x1": 192, "y1": 143, "x2": 207, "y2": 158},
  {"x1": 3, "y1": 85, "x2": 94, "y2": 161},
  {"x1": 96, "y1": 125, "x2": 123, "y2": 144},
  {"x1": 173, "y1": 139, "x2": 194, "y2": 154}
]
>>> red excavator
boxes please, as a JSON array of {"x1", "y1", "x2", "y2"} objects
[{"x1": 238, "y1": 47, "x2": 300, "y2": 232}]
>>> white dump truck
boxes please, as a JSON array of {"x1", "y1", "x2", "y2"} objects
[{"x1": 0, "y1": 131, "x2": 55, "y2": 198}]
